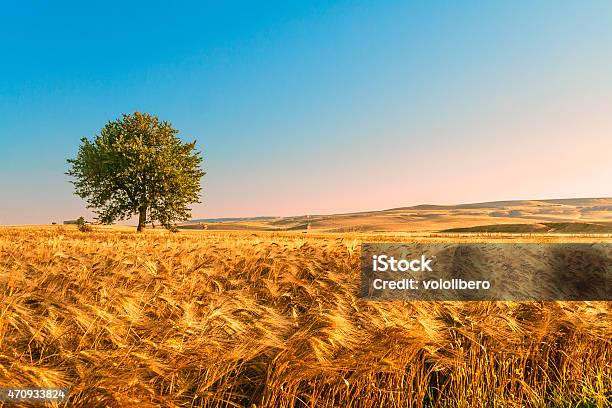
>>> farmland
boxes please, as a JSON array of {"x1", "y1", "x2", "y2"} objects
[{"x1": 0, "y1": 227, "x2": 610, "y2": 407}]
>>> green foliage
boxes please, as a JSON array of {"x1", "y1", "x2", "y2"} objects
[
  {"x1": 67, "y1": 112, "x2": 205, "y2": 231},
  {"x1": 76, "y1": 216, "x2": 93, "y2": 232}
]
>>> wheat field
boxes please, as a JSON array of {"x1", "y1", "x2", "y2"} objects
[{"x1": 0, "y1": 227, "x2": 610, "y2": 407}]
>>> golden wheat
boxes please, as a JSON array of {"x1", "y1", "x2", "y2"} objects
[{"x1": 0, "y1": 227, "x2": 610, "y2": 407}]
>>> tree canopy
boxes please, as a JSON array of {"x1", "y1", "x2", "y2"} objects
[{"x1": 67, "y1": 112, "x2": 205, "y2": 231}]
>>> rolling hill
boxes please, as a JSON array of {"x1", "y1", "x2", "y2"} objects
[{"x1": 180, "y1": 197, "x2": 612, "y2": 233}]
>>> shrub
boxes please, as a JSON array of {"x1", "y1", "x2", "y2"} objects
[{"x1": 76, "y1": 216, "x2": 93, "y2": 232}]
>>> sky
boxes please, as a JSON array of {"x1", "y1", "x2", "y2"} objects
[{"x1": 1, "y1": 1, "x2": 612, "y2": 224}]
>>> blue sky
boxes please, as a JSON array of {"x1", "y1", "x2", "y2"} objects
[{"x1": 1, "y1": 1, "x2": 611, "y2": 224}]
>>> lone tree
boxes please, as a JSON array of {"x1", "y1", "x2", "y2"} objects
[{"x1": 67, "y1": 112, "x2": 205, "y2": 232}]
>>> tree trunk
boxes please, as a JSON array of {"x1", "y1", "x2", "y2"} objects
[{"x1": 137, "y1": 205, "x2": 147, "y2": 232}]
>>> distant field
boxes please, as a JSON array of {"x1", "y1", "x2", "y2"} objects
[
  {"x1": 443, "y1": 221, "x2": 612, "y2": 234},
  {"x1": 180, "y1": 197, "x2": 612, "y2": 233},
  {"x1": 0, "y1": 227, "x2": 609, "y2": 407}
]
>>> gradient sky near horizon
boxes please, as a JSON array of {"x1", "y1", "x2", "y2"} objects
[{"x1": 1, "y1": 1, "x2": 612, "y2": 224}]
